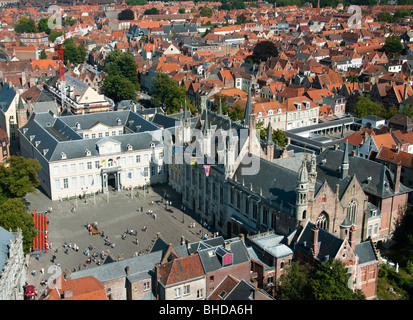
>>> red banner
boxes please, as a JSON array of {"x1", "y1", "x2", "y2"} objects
[{"x1": 204, "y1": 165, "x2": 211, "y2": 177}]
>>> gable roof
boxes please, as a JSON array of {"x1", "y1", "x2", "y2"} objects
[{"x1": 158, "y1": 254, "x2": 204, "y2": 286}]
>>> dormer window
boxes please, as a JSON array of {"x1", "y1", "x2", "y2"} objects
[
  {"x1": 127, "y1": 144, "x2": 133, "y2": 151},
  {"x1": 61, "y1": 152, "x2": 67, "y2": 159},
  {"x1": 277, "y1": 108, "x2": 282, "y2": 114},
  {"x1": 268, "y1": 110, "x2": 273, "y2": 115},
  {"x1": 85, "y1": 149, "x2": 91, "y2": 156}
]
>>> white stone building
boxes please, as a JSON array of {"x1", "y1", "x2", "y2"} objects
[{"x1": 19, "y1": 110, "x2": 167, "y2": 201}]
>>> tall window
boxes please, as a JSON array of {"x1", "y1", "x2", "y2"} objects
[
  {"x1": 263, "y1": 207, "x2": 268, "y2": 226},
  {"x1": 347, "y1": 200, "x2": 357, "y2": 224},
  {"x1": 316, "y1": 212, "x2": 328, "y2": 230}
]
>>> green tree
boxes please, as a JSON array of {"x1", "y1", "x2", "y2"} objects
[
  {"x1": 63, "y1": 16, "x2": 77, "y2": 27},
  {"x1": 256, "y1": 121, "x2": 287, "y2": 147},
  {"x1": 236, "y1": 14, "x2": 247, "y2": 25},
  {"x1": 144, "y1": 7, "x2": 159, "y2": 15},
  {"x1": 14, "y1": 17, "x2": 37, "y2": 33},
  {"x1": 400, "y1": 105, "x2": 413, "y2": 118},
  {"x1": 0, "y1": 156, "x2": 41, "y2": 199},
  {"x1": 178, "y1": 8, "x2": 186, "y2": 14},
  {"x1": 377, "y1": 12, "x2": 394, "y2": 23},
  {"x1": 353, "y1": 96, "x2": 387, "y2": 118},
  {"x1": 126, "y1": 0, "x2": 147, "y2": 5},
  {"x1": 383, "y1": 35, "x2": 404, "y2": 57},
  {"x1": 310, "y1": 259, "x2": 366, "y2": 300},
  {"x1": 0, "y1": 198, "x2": 37, "y2": 254},
  {"x1": 277, "y1": 261, "x2": 313, "y2": 300},
  {"x1": 152, "y1": 73, "x2": 192, "y2": 114},
  {"x1": 48, "y1": 30, "x2": 64, "y2": 42},
  {"x1": 104, "y1": 49, "x2": 139, "y2": 90},
  {"x1": 37, "y1": 17, "x2": 51, "y2": 35},
  {"x1": 62, "y1": 38, "x2": 87, "y2": 64},
  {"x1": 101, "y1": 74, "x2": 137, "y2": 103},
  {"x1": 118, "y1": 8, "x2": 135, "y2": 20},
  {"x1": 249, "y1": 40, "x2": 278, "y2": 64},
  {"x1": 199, "y1": 6, "x2": 213, "y2": 18},
  {"x1": 229, "y1": 104, "x2": 244, "y2": 121},
  {"x1": 39, "y1": 50, "x2": 47, "y2": 59}
]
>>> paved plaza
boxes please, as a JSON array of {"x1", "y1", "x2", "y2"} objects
[{"x1": 24, "y1": 184, "x2": 212, "y2": 292}]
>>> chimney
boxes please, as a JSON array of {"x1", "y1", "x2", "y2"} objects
[
  {"x1": 181, "y1": 236, "x2": 185, "y2": 245},
  {"x1": 125, "y1": 266, "x2": 130, "y2": 276},
  {"x1": 224, "y1": 241, "x2": 231, "y2": 251},
  {"x1": 404, "y1": 83, "x2": 409, "y2": 100},
  {"x1": 394, "y1": 161, "x2": 402, "y2": 194},
  {"x1": 63, "y1": 289, "x2": 73, "y2": 299},
  {"x1": 186, "y1": 239, "x2": 191, "y2": 250},
  {"x1": 154, "y1": 263, "x2": 161, "y2": 300},
  {"x1": 311, "y1": 224, "x2": 319, "y2": 257},
  {"x1": 335, "y1": 184, "x2": 340, "y2": 196},
  {"x1": 239, "y1": 233, "x2": 245, "y2": 244},
  {"x1": 349, "y1": 225, "x2": 356, "y2": 251}
]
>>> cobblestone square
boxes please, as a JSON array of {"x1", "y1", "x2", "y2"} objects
[{"x1": 24, "y1": 183, "x2": 211, "y2": 291}]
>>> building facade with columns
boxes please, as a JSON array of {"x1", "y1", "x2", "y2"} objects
[{"x1": 18, "y1": 110, "x2": 167, "y2": 201}]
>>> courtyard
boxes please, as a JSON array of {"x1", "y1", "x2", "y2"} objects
[{"x1": 24, "y1": 183, "x2": 212, "y2": 293}]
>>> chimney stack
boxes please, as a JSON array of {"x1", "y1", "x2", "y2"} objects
[
  {"x1": 125, "y1": 266, "x2": 130, "y2": 276},
  {"x1": 311, "y1": 224, "x2": 319, "y2": 258},
  {"x1": 394, "y1": 161, "x2": 402, "y2": 194}
]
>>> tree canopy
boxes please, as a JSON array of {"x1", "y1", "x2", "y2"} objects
[
  {"x1": 277, "y1": 259, "x2": 366, "y2": 300},
  {"x1": 126, "y1": 0, "x2": 147, "y2": 5},
  {"x1": 152, "y1": 72, "x2": 194, "y2": 114},
  {"x1": 118, "y1": 8, "x2": 135, "y2": 20},
  {"x1": 101, "y1": 49, "x2": 140, "y2": 103},
  {"x1": 14, "y1": 17, "x2": 37, "y2": 33},
  {"x1": 256, "y1": 121, "x2": 287, "y2": 147},
  {"x1": 0, "y1": 198, "x2": 36, "y2": 254},
  {"x1": 382, "y1": 35, "x2": 404, "y2": 57},
  {"x1": 248, "y1": 40, "x2": 278, "y2": 64},
  {"x1": 0, "y1": 156, "x2": 41, "y2": 254},
  {"x1": 62, "y1": 37, "x2": 87, "y2": 65},
  {"x1": 0, "y1": 156, "x2": 41, "y2": 200},
  {"x1": 144, "y1": 7, "x2": 159, "y2": 15}
]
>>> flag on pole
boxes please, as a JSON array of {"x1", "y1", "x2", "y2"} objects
[{"x1": 204, "y1": 165, "x2": 211, "y2": 177}]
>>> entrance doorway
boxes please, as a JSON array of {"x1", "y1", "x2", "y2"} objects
[{"x1": 108, "y1": 173, "x2": 116, "y2": 191}]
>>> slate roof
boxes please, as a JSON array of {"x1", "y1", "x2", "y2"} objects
[
  {"x1": 70, "y1": 250, "x2": 163, "y2": 283},
  {"x1": 234, "y1": 154, "x2": 322, "y2": 215},
  {"x1": 0, "y1": 227, "x2": 15, "y2": 276},
  {"x1": 0, "y1": 82, "x2": 17, "y2": 112},
  {"x1": 19, "y1": 111, "x2": 162, "y2": 162},
  {"x1": 354, "y1": 241, "x2": 379, "y2": 265},
  {"x1": 316, "y1": 145, "x2": 411, "y2": 199},
  {"x1": 187, "y1": 237, "x2": 250, "y2": 273},
  {"x1": 295, "y1": 221, "x2": 344, "y2": 262}
]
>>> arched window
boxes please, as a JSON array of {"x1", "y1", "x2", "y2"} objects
[
  {"x1": 347, "y1": 200, "x2": 357, "y2": 224},
  {"x1": 316, "y1": 212, "x2": 329, "y2": 230}
]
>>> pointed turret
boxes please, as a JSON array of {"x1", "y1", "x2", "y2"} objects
[
  {"x1": 296, "y1": 158, "x2": 309, "y2": 223},
  {"x1": 218, "y1": 97, "x2": 223, "y2": 116},
  {"x1": 341, "y1": 139, "x2": 349, "y2": 179},
  {"x1": 266, "y1": 120, "x2": 274, "y2": 145},
  {"x1": 243, "y1": 85, "x2": 252, "y2": 127}
]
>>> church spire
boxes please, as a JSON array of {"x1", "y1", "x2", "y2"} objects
[
  {"x1": 243, "y1": 85, "x2": 252, "y2": 127},
  {"x1": 266, "y1": 120, "x2": 274, "y2": 145},
  {"x1": 341, "y1": 139, "x2": 349, "y2": 179}
]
